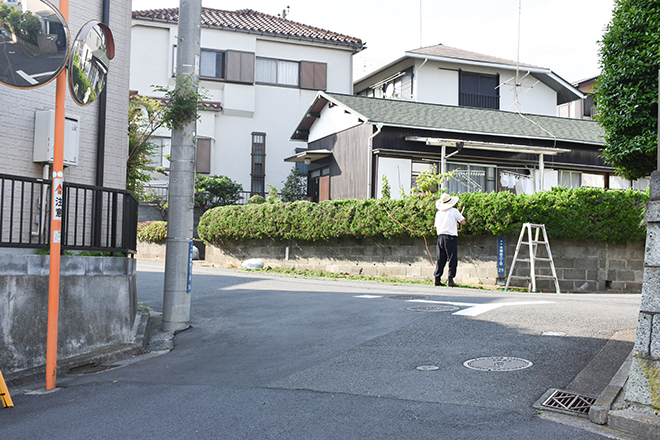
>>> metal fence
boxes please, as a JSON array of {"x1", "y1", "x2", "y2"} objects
[{"x1": 0, "y1": 173, "x2": 138, "y2": 254}]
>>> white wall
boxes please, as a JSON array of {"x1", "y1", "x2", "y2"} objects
[
  {"x1": 377, "y1": 157, "x2": 412, "y2": 199},
  {"x1": 308, "y1": 101, "x2": 362, "y2": 144},
  {"x1": 130, "y1": 22, "x2": 357, "y2": 193}
]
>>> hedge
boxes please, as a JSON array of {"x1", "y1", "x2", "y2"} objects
[
  {"x1": 137, "y1": 221, "x2": 167, "y2": 242},
  {"x1": 196, "y1": 187, "x2": 649, "y2": 245}
]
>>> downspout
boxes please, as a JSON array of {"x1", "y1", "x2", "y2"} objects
[
  {"x1": 367, "y1": 123, "x2": 383, "y2": 199},
  {"x1": 93, "y1": 0, "x2": 110, "y2": 247},
  {"x1": 413, "y1": 58, "x2": 428, "y2": 100},
  {"x1": 96, "y1": 0, "x2": 110, "y2": 188}
]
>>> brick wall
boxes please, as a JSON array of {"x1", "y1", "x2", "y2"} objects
[{"x1": 0, "y1": 0, "x2": 130, "y2": 189}]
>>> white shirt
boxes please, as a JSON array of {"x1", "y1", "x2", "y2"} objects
[{"x1": 435, "y1": 207, "x2": 465, "y2": 236}]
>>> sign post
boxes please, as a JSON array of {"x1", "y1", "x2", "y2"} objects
[{"x1": 45, "y1": 0, "x2": 69, "y2": 392}]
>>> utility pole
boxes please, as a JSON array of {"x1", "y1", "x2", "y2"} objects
[{"x1": 162, "y1": 0, "x2": 202, "y2": 332}]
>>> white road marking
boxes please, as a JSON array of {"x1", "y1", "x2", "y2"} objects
[
  {"x1": 405, "y1": 299, "x2": 555, "y2": 317},
  {"x1": 353, "y1": 295, "x2": 384, "y2": 299},
  {"x1": 17, "y1": 69, "x2": 37, "y2": 85},
  {"x1": 16, "y1": 69, "x2": 57, "y2": 85}
]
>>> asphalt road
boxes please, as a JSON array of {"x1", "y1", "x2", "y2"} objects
[{"x1": 1, "y1": 261, "x2": 643, "y2": 439}]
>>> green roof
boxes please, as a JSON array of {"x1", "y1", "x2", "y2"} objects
[{"x1": 321, "y1": 93, "x2": 604, "y2": 146}]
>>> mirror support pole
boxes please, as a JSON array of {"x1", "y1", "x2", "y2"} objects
[{"x1": 46, "y1": 0, "x2": 69, "y2": 392}]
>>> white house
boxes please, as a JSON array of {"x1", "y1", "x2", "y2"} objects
[
  {"x1": 353, "y1": 44, "x2": 584, "y2": 116},
  {"x1": 288, "y1": 45, "x2": 646, "y2": 200},
  {"x1": 130, "y1": 7, "x2": 364, "y2": 197}
]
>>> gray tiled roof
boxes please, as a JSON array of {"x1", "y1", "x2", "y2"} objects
[
  {"x1": 324, "y1": 93, "x2": 604, "y2": 145},
  {"x1": 132, "y1": 8, "x2": 364, "y2": 49},
  {"x1": 408, "y1": 44, "x2": 542, "y2": 69}
]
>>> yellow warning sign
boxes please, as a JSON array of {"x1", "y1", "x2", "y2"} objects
[{"x1": 0, "y1": 368, "x2": 14, "y2": 408}]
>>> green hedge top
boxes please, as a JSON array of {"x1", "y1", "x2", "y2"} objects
[{"x1": 197, "y1": 187, "x2": 649, "y2": 245}]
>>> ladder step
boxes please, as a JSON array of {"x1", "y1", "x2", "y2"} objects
[
  {"x1": 515, "y1": 258, "x2": 553, "y2": 263},
  {"x1": 521, "y1": 241, "x2": 548, "y2": 245},
  {"x1": 534, "y1": 275, "x2": 559, "y2": 279}
]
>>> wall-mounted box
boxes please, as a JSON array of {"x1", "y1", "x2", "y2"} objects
[{"x1": 33, "y1": 110, "x2": 80, "y2": 166}]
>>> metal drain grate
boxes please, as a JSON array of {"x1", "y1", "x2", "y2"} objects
[
  {"x1": 406, "y1": 305, "x2": 459, "y2": 313},
  {"x1": 541, "y1": 390, "x2": 596, "y2": 415},
  {"x1": 388, "y1": 295, "x2": 430, "y2": 300}
]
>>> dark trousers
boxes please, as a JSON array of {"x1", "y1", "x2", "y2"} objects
[{"x1": 434, "y1": 234, "x2": 458, "y2": 279}]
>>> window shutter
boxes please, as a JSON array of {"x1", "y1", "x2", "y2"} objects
[
  {"x1": 314, "y1": 63, "x2": 327, "y2": 90},
  {"x1": 226, "y1": 50, "x2": 254, "y2": 84},
  {"x1": 196, "y1": 138, "x2": 211, "y2": 174},
  {"x1": 300, "y1": 61, "x2": 327, "y2": 90}
]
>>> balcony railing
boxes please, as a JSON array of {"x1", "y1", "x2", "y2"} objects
[
  {"x1": 0, "y1": 173, "x2": 138, "y2": 254},
  {"x1": 459, "y1": 92, "x2": 500, "y2": 110}
]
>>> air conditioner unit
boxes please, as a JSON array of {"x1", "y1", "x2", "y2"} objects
[{"x1": 33, "y1": 110, "x2": 80, "y2": 166}]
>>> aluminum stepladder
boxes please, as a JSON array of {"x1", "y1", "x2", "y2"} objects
[
  {"x1": 504, "y1": 223, "x2": 561, "y2": 293},
  {"x1": 0, "y1": 367, "x2": 13, "y2": 408}
]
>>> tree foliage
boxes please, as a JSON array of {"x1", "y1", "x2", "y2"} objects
[
  {"x1": 280, "y1": 167, "x2": 307, "y2": 202},
  {"x1": 127, "y1": 96, "x2": 164, "y2": 197},
  {"x1": 194, "y1": 174, "x2": 243, "y2": 211},
  {"x1": 596, "y1": 0, "x2": 660, "y2": 179}
]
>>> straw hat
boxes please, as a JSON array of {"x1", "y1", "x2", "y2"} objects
[{"x1": 435, "y1": 193, "x2": 459, "y2": 211}]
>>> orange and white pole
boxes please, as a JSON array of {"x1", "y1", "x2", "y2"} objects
[{"x1": 45, "y1": 0, "x2": 69, "y2": 391}]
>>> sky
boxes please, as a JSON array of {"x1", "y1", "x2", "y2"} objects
[{"x1": 131, "y1": 0, "x2": 615, "y2": 83}]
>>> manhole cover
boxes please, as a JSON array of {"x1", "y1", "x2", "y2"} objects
[
  {"x1": 541, "y1": 389, "x2": 596, "y2": 416},
  {"x1": 406, "y1": 305, "x2": 459, "y2": 312},
  {"x1": 416, "y1": 365, "x2": 440, "y2": 371},
  {"x1": 388, "y1": 295, "x2": 430, "y2": 300},
  {"x1": 463, "y1": 357, "x2": 533, "y2": 371}
]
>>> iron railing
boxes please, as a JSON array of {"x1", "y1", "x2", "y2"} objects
[
  {"x1": 0, "y1": 173, "x2": 138, "y2": 254},
  {"x1": 459, "y1": 92, "x2": 500, "y2": 110}
]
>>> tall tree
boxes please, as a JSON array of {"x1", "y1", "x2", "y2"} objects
[{"x1": 596, "y1": 0, "x2": 660, "y2": 180}]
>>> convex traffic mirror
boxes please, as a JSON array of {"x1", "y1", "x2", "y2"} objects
[
  {"x1": 68, "y1": 20, "x2": 114, "y2": 106},
  {"x1": 0, "y1": 0, "x2": 69, "y2": 88}
]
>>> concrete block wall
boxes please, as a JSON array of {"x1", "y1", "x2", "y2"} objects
[
  {"x1": 0, "y1": 255, "x2": 137, "y2": 375},
  {"x1": 623, "y1": 171, "x2": 660, "y2": 416},
  {"x1": 138, "y1": 234, "x2": 644, "y2": 293}
]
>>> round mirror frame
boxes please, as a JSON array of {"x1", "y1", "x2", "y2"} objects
[
  {"x1": 68, "y1": 20, "x2": 114, "y2": 106},
  {"x1": 0, "y1": 0, "x2": 70, "y2": 89}
]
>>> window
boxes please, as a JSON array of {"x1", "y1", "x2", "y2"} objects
[
  {"x1": 175, "y1": 48, "x2": 254, "y2": 83},
  {"x1": 148, "y1": 137, "x2": 171, "y2": 169},
  {"x1": 558, "y1": 170, "x2": 581, "y2": 189},
  {"x1": 459, "y1": 71, "x2": 499, "y2": 109},
  {"x1": 256, "y1": 58, "x2": 300, "y2": 86},
  {"x1": 251, "y1": 132, "x2": 266, "y2": 194},
  {"x1": 300, "y1": 61, "x2": 327, "y2": 90},
  {"x1": 200, "y1": 50, "x2": 224, "y2": 79},
  {"x1": 225, "y1": 50, "x2": 254, "y2": 84},
  {"x1": 196, "y1": 138, "x2": 211, "y2": 174}
]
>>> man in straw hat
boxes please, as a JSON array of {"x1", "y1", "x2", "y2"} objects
[{"x1": 434, "y1": 193, "x2": 466, "y2": 287}]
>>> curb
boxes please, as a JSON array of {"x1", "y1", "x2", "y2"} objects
[
  {"x1": 5, "y1": 308, "x2": 151, "y2": 388},
  {"x1": 588, "y1": 350, "x2": 634, "y2": 424}
]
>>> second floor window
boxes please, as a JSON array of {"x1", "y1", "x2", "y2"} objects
[
  {"x1": 200, "y1": 50, "x2": 225, "y2": 79},
  {"x1": 459, "y1": 71, "x2": 499, "y2": 109},
  {"x1": 256, "y1": 58, "x2": 299, "y2": 86}
]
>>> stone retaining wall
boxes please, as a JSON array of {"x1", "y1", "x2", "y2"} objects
[
  {"x1": 0, "y1": 255, "x2": 138, "y2": 375},
  {"x1": 138, "y1": 235, "x2": 644, "y2": 293}
]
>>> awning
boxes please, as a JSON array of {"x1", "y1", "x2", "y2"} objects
[{"x1": 284, "y1": 149, "x2": 332, "y2": 164}]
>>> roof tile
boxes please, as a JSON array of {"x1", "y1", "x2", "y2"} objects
[{"x1": 133, "y1": 7, "x2": 363, "y2": 49}]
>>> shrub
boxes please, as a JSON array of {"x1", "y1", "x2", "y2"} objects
[
  {"x1": 197, "y1": 188, "x2": 649, "y2": 245},
  {"x1": 137, "y1": 221, "x2": 167, "y2": 242}
]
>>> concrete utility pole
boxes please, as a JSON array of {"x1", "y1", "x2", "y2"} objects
[{"x1": 162, "y1": 0, "x2": 202, "y2": 332}]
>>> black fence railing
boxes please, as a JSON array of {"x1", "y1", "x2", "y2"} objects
[
  {"x1": 459, "y1": 92, "x2": 500, "y2": 110},
  {"x1": 0, "y1": 173, "x2": 138, "y2": 254}
]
